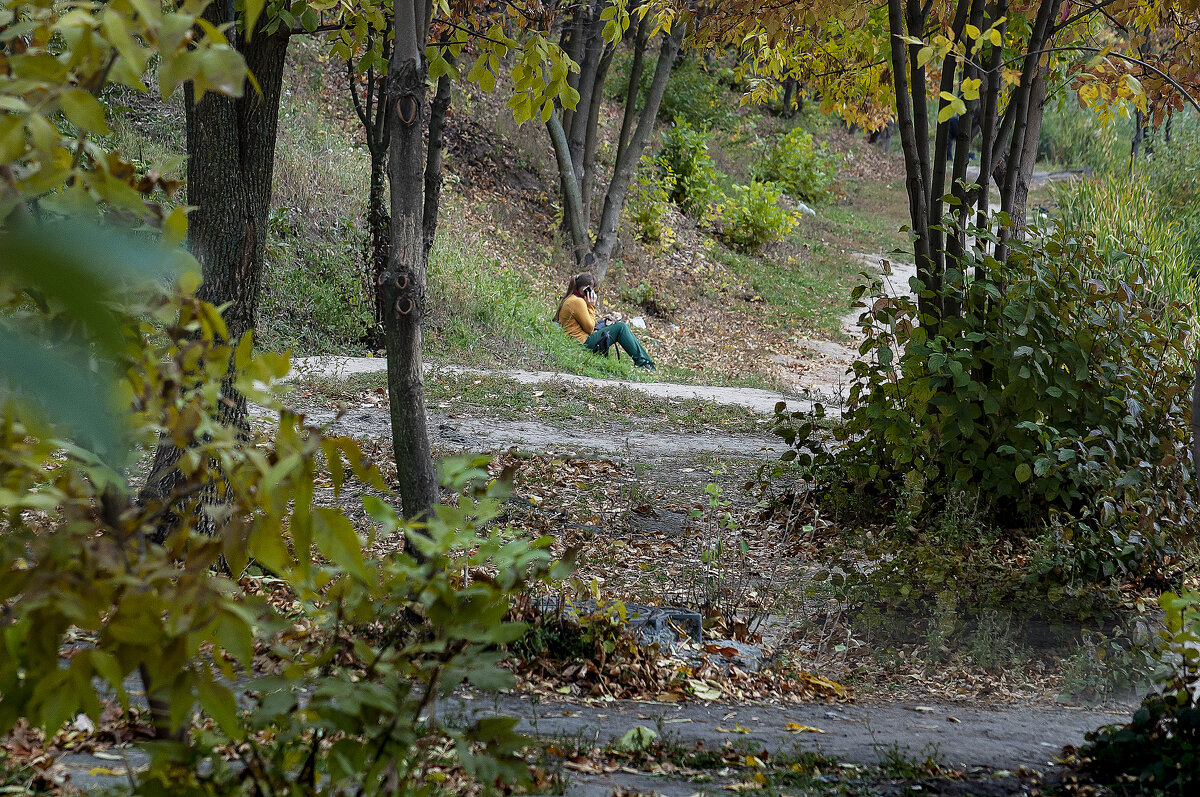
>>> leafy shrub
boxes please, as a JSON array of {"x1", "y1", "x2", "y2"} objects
[
  {"x1": 1053, "y1": 173, "x2": 1200, "y2": 319},
  {"x1": 775, "y1": 223, "x2": 1196, "y2": 583},
  {"x1": 750, "y1": 127, "x2": 840, "y2": 201},
  {"x1": 0, "y1": 227, "x2": 568, "y2": 795},
  {"x1": 657, "y1": 122, "x2": 723, "y2": 218},
  {"x1": 717, "y1": 181, "x2": 799, "y2": 252},
  {"x1": 608, "y1": 55, "x2": 735, "y2": 128},
  {"x1": 658, "y1": 59, "x2": 736, "y2": 129},
  {"x1": 1082, "y1": 590, "x2": 1200, "y2": 792},
  {"x1": 626, "y1": 156, "x2": 676, "y2": 248}
]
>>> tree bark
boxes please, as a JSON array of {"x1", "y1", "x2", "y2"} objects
[
  {"x1": 384, "y1": 0, "x2": 438, "y2": 521},
  {"x1": 423, "y1": 56, "x2": 454, "y2": 256},
  {"x1": 997, "y1": 0, "x2": 1060, "y2": 260},
  {"x1": 581, "y1": 44, "x2": 615, "y2": 226},
  {"x1": 590, "y1": 24, "x2": 684, "y2": 281},
  {"x1": 139, "y1": 10, "x2": 290, "y2": 532},
  {"x1": 616, "y1": 11, "x2": 650, "y2": 160},
  {"x1": 547, "y1": 111, "x2": 590, "y2": 265},
  {"x1": 887, "y1": 0, "x2": 936, "y2": 328}
]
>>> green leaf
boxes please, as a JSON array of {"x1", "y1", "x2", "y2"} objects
[
  {"x1": 313, "y1": 507, "x2": 369, "y2": 582},
  {"x1": 1014, "y1": 463, "x2": 1032, "y2": 483},
  {"x1": 198, "y1": 677, "x2": 243, "y2": 740},
  {"x1": 59, "y1": 89, "x2": 110, "y2": 134}
]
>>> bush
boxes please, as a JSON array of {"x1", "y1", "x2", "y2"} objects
[
  {"x1": 1082, "y1": 590, "x2": 1200, "y2": 792},
  {"x1": 1053, "y1": 173, "x2": 1200, "y2": 319},
  {"x1": 608, "y1": 55, "x2": 735, "y2": 129},
  {"x1": 0, "y1": 226, "x2": 568, "y2": 795},
  {"x1": 657, "y1": 122, "x2": 723, "y2": 219},
  {"x1": 750, "y1": 127, "x2": 840, "y2": 201},
  {"x1": 626, "y1": 156, "x2": 676, "y2": 248},
  {"x1": 717, "y1": 181, "x2": 799, "y2": 252},
  {"x1": 775, "y1": 223, "x2": 1195, "y2": 583}
]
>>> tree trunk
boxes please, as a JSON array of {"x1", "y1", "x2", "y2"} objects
[
  {"x1": 997, "y1": 0, "x2": 1060, "y2": 260},
  {"x1": 591, "y1": 24, "x2": 684, "y2": 281},
  {"x1": 367, "y1": 150, "x2": 390, "y2": 335},
  {"x1": 139, "y1": 12, "x2": 290, "y2": 528},
  {"x1": 616, "y1": 11, "x2": 650, "y2": 159},
  {"x1": 384, "y1": 0, "x2": 437, "y2": 521},
  {"x1": 581, "y1": 44, "x2": 615, "y2": 226},
  {"x1": 423, "y1": 58, "x2": 454, "y2": 256},
  {"x1": 547, "y1": 111, "x2": 590, "y2": 266},
  {"x1": 887, "y1": 0, "x2": 936, "y2": 328}
]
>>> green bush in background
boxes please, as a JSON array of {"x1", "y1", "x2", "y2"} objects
[
  {"x1": 776, "y1": 222, "x2": 1194, "y2": 584},
  {"x1": 658, "y1": 122, "x2": 723, "y2": 219},
  {"x1": 750, "y1": 127, "x2": 840, "y2": 201},
  {"x1": 717, "y1": 181, "x2": 799, "y2": 252},
  {"x1": 1051, "y1": 115, "x2": 1200, "y2": 323},
  {"x1": 626, "y1": 155, "x2": 677, "y2": 247},
  {"x1": 608, "y1": 55, "x2": 735, "y2": 129}
]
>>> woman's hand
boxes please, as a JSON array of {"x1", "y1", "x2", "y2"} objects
[{"x1": 584, "y1": 286, "x2": 598, "y2": 307}]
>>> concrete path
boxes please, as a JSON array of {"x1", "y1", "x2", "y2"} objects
[
  {"x1": 290, "y1": 357, "x2": 822, "y2": 417},
  {"x1": 56, "y1": 692, "x2": 1128, "y2": 794}
]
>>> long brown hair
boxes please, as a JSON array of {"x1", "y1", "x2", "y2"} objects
[{"x1": 553, "y1": 271, "x2": 596, "y2": 322}]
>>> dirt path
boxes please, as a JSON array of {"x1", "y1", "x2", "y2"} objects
[
  {"x1": 57, "y1": 691, "x2": 1125, "y2": 794},
  {"x1": 302, "y1": 406, "x2": 789, "y2": 458},
  {"x1": 291, "y1": 357, "x2": 824, "y2": 416}
]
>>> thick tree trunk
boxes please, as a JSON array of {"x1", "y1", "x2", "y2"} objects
[
  {"x1": 139, "y1": 13, "x2": 290, "y2": 526},
  {"x1": 384, "y1": 0, "x2": 437, "y2": 521},
  {"x1": 591, "y1": 24, "x2": 684, "y2": 281}
]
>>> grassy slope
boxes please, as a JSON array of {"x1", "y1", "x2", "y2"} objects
[{"x1": 239, "y1": 41, "x2": 913, "y2": 391}]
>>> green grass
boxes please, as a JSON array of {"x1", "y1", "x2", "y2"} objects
[
  {"x1": 711, "y1": 178, "x2": 907, "y2": 342},
  {"x1": 289, "y1": 370, "x2": 771, "y2": 434}
]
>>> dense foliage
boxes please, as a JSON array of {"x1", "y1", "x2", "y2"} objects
[
  {"x1": 750, "y1": 128, "x2": 839, "y2": 201},
  {"x1": 1083, "y1": 590, "x2": 1200, "y2": 792},
  {"x1": 716, "y1": 181, "x2": 799, "y2": 252},
  {"x1": 657, "y1": 122, "x2": 722, "y2": 219},
  {"x1": 0, "y1": 236, "x2": 567, "y2": 791},
  {"x1": 776, "y1": 224, "x2": 1196, "y2": 583}
]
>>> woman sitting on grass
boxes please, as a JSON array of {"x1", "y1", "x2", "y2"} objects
[{"x1": 554, "y1": 271, "x2": 655, "y2": 370}]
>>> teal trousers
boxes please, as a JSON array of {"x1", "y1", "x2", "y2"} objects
[{"x1": 585, "y1": 322, "x2": 654, "y2": 368}]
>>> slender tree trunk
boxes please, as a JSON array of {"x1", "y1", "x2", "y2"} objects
[
  {"x1": 887, "y1": 0, "x2": 936, "y2": 328},
  {"x1": 384, "y1": 0, "x2": 437, "y2": 520},
  {"x1": 424, "y1": 57, "x2": 454, "y2": 256},
  {"x1": 616, "y1": 11, "x2": 650, "y2": 159},
  {"x1": 547, "y1": 111, "x2": 589, "y2": 266},
  {"x1": 591, "y1": 24, "x2": 684, "y2": 281},
  {"x1": 581, "y1": 45, "x2": 615, "y2": 226},
  {"x1": 997, "y1": 0, "x2": 1060, "y2": 260},
  {"x1": 1193, "y1": 357, "x2": 1200, "y2": 503},
  {"x1": 929, "y1": 0, "x2": 973, "y2": 281},
  {"x1": 367, "y1": 151, "x2": 390, "y2": 333}
]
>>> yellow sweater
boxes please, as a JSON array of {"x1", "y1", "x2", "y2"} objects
[{"x1": 558, "y1": 294, "x2": 596, "y2": 343}]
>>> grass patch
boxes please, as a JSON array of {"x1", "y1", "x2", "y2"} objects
[{"x1": 289, "y1": 370, "x2": 771, "y2": 434}]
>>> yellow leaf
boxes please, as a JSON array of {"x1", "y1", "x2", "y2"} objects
[
  {"x1": 786, "y1": 722, "x2": 826, "y2": 733},
  {"x1": 965, "y1": 24, "x2": 980, "y2": 40},
  {"x1": 961, "y1": 78, "x2": 982, "y2": 101}
]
